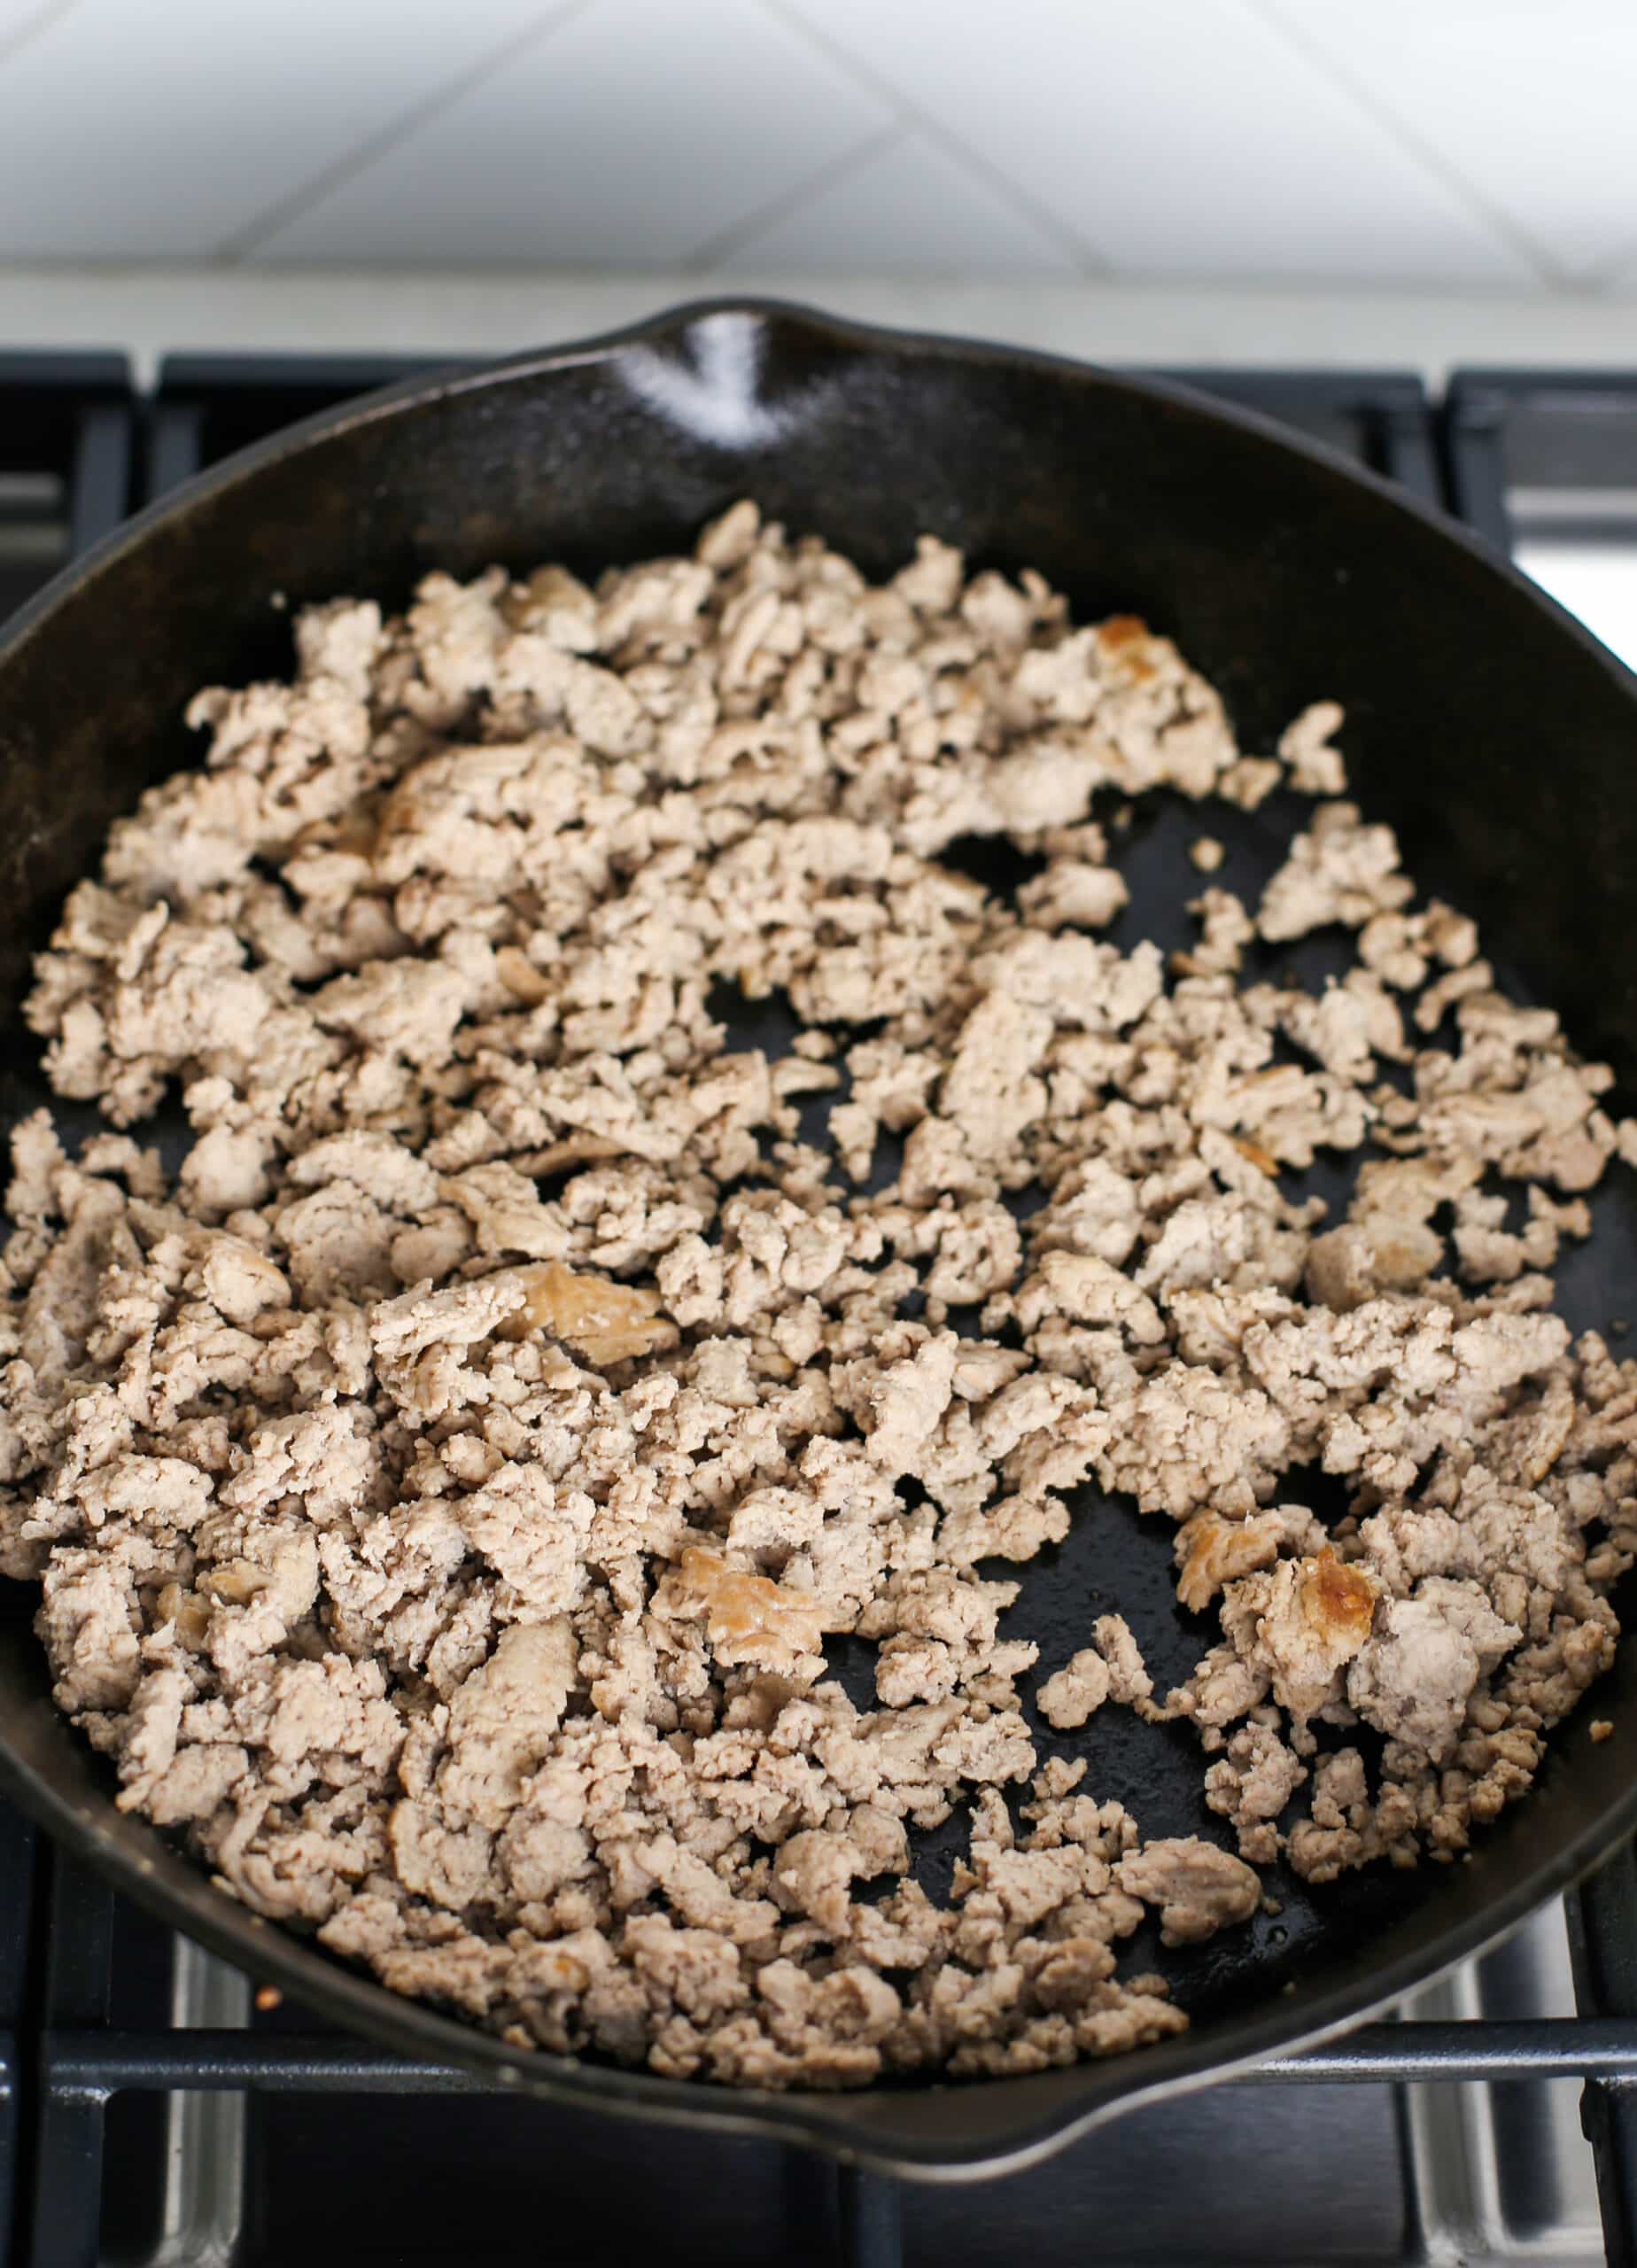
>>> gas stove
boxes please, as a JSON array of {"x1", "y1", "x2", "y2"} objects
[{"x1": 1, "y1": 346, "x2": 1635, "y2": 2268}]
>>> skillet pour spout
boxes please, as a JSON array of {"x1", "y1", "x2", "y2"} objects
[{"x1": 1, "y1": 299, "x2": 1636, "y2": 2176}]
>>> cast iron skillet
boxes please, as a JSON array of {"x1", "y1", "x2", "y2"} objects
[{"x1": 1, "y1": 299, "x2": 1636, "y2": 2179}]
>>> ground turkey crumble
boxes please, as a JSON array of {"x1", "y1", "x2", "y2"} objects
[{"x1": 4, "y1": 501, "x2": 1635, "y2": 2089}]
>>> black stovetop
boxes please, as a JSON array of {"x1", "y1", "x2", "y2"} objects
[{"x1": 2, "y1": 346, "x2": 1636, "y2": 2268}]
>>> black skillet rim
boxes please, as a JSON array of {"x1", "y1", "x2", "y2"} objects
[{"x1": 1, "y1": 296, "x2": 1636, "y2": 2179}]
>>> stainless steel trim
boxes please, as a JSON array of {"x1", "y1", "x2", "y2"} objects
[
  {"x1": 146, "y1": 1938, "x2": 250, "y2": 2268},
  {"x1": 1401, "y1": 1900, "x2": 1603, "y2": 2265}
]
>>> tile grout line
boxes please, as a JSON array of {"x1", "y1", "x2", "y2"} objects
[
  {"x1": 752, "y1": 0, "x2": 1113, "y2": 279},
  {"x1": 1567, "y1": 239, "x2": 1637, "y2": 298},
  {"x1": 687, "y1": 120, "x2": 904, "y2": 271},
  {"x1": 1248, "y1": 0, "x2": 1573, "y2": 295},
  {"x1": 0, "y1": 0, "x2": 77, "y2": 73},
  {"x1": 213, "y1": 0, "x2": 598, "y2": 266}
]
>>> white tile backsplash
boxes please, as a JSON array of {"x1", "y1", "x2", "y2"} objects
[
  {"x1": 0, "y1": 0, "x2": 554, "y2": 260},
  {"x1": 248, "y1": 0, "x2": 891, "y2": 268},
  {"x1": 776, "y1": 0, "x2": 1533, "y2": 284},
  {"x1": 717, "y1": 130, "x2": 1080, "y2": 276},
  {"x1": 0, "y1": 1, "x2": 59, "y2": 60},
  {"x1": 0, "y1": 0, "x2": 1629, "y2": 289},
  {"x1": 1265, "y1": 0, "x2": 1637, "y2": 283}
]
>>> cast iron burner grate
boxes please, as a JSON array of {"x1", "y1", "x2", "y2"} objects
[
  {"x1": 0, "y1": 349, "x2": 136, "y2": 2268},
  {"x1": 1, "y1": 349, "x2": 1635, "y2": 2267}
]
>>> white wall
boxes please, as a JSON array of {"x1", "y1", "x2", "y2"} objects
[{"x1": 1, "y1": 0, "x2": 1634, "y2": 291}]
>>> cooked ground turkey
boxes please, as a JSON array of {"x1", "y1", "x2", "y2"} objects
[{"x1": 3, "y1": 502, "x2": 1633, "y2": 2087}]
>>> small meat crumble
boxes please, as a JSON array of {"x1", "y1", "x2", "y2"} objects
[{"x1": 4, "y1": 502, "x2": 1634, "y2": 2091}]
